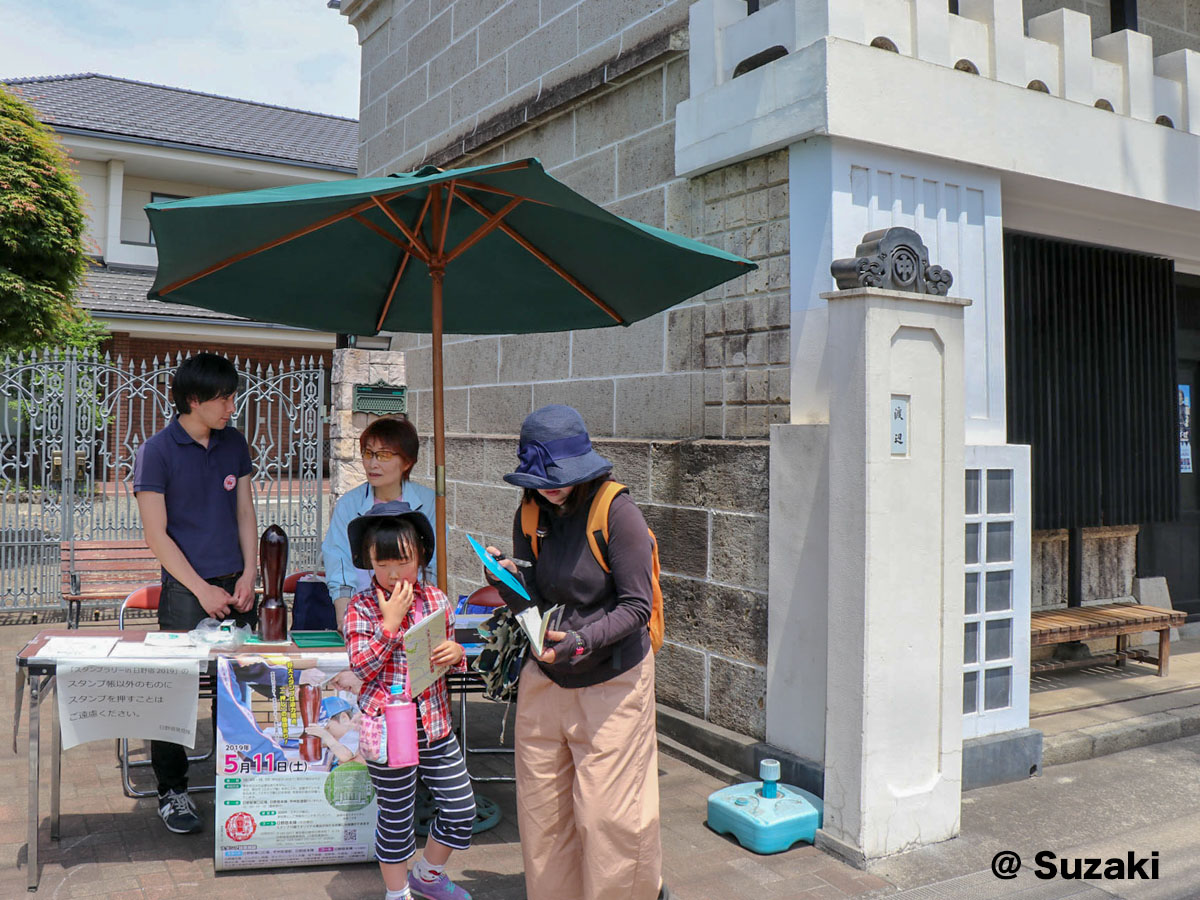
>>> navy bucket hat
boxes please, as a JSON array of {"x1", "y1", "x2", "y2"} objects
[
  {"x1": 503, "y1": 404, "x2": 613, "y2": 490},
  {"x1": 347, "y1": 500, "x2": 435, "y2": 569}
]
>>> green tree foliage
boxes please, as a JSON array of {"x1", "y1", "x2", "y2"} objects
[{"x1": 0, "y1": 86, "x2": 106, "y2": 353}]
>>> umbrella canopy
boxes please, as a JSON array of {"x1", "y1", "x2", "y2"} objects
[{"x1": 146, "y1": 157, "x2": 755, "y2": 586}]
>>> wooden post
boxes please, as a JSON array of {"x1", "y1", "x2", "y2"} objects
[{"x1": 430, "y1": 187, "x2": 448, "y2": 591}]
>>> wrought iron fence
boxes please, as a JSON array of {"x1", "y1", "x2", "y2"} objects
[{"x1": 0, "y1": 350, "x2": 327, "y2": 615}]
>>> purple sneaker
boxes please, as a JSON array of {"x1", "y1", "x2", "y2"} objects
[{"x1": 408, "y1": 871, "x2": 472, "y2": 900}]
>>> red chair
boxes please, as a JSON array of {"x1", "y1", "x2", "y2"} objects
[
  {"x1": 117, "y1": 583, "x2": 161, "y2": 629},
  {"x1": 116, "y1": 582, "x2": 214, "y2": 798},
  {"x1": 464, "y1": 584, "x2": 504, "y2": 611}
]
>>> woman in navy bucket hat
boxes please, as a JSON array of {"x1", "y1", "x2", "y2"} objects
[
  {"x1": 502, "y1": 404, "x2": 613, "y2": 491},
  {"x1": 488, "y1": 404, "x2": 667, "y2": 900}
]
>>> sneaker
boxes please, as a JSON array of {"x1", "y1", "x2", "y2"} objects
[
  {"x1": 658, "y1": 882, "x2": 673, "y2": 900},
  {"x1": 158, "y1": 788, "x2": 201, "y2": 834},
  {"x1": 407, "y1": 871, "x2": 471, "y2": 900}
]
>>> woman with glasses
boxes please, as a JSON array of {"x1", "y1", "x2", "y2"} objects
[{"x1": 322, "y1": 416, "x2": 437, "y2": 629}]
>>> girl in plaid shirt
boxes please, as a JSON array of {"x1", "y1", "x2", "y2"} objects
[{"x1": 344, "y1": 500, "x2": 475, "y2": 900}]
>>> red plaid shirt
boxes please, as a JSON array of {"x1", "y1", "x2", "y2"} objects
[{"x1": 344, "y1": 581, "x2": 466, "y2": 741}]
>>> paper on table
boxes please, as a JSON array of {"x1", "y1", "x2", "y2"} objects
[
  {"x1": 57, "y1": 658, "x2": 199, "y2": 750},
  {"x1": 143, "y1": 631, "x2": 195, "y2": 647},
  {"x1": 35, "y1": 636, "x2": 119, "y2": 660},
  {"x1": 403, "y1": 609, "x2": 450, "y2": 699},
  {"x1": 109, "y1": 640, "x2": 211, "y2": 660}
]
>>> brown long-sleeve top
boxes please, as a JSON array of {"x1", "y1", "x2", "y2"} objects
[{"x1": 511, "y1": 482, "x2": 653, "y2": 688}]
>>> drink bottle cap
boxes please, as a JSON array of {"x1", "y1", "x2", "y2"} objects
[{"x1": 390, "y1": 684, "x2": 405, "y2": 696}]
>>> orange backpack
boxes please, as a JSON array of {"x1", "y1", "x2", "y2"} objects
[{"x1": 519, "y1": 481, "x2": 665, "y2": 653}]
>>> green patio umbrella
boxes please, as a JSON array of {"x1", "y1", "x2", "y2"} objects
[{"x1": 146, "y1": 157, "x2": 754, "y2": 588}]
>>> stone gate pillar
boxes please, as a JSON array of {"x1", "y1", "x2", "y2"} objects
[
  {"x1": 814, "y1": 228, "x2": 967, "y2": 864},
  {"x1": 329, "y1": 348, "x2": 407, "y2": 505}
]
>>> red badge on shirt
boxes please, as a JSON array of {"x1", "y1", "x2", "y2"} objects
[{"x1": 223, "y1": 474, "x2": 236, "y2": 491}]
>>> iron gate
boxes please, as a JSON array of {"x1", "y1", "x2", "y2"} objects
[{"x1": 0, "y1": 350, "x2": 326, "y2": 615}]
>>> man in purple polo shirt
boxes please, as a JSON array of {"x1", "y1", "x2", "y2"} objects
[{"x1": 134, "y1": 353, "x2": 259, "y2": 834}]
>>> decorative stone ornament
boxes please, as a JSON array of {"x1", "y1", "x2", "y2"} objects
[{"x1": 830, "y1": 227, "x2": 954, "y2": 295}]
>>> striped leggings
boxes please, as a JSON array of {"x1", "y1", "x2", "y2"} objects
[{"x1": 365, "y1": 716, "x2": 475, "y2": 864}]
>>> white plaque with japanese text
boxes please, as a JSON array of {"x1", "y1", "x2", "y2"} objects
[
  {"x1": 56, "y1": 659, "x2": 200, "y2": 750},
  {"x1": 891, "y1": 395, "x2": 910, "y2": 456}
]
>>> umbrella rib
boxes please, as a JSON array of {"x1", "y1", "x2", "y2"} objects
[
  {"x1": 455, "y1": 192, "x2": 624, "y2": 324},
  {"x1": 456, "y1": 179, "x2": 549, "y2": 205},
  {"x1": 156, "y1": 190, "x2": 412, "y2": 296},
  {"x1": 351, "y1": 213, "x2": 428, "y2": 261},
  {"x1": 371, "y1": 196, "x2": 433, "y2": 259},
  {"x1": 438, "y1": 183, "x2": 456, "y2": 255},
  {"x1": 445, "y1": 197, "x2": 523, "y2": 264},
  {"x1": 375, "y1": 252, "x2": 413, "y2": 333},
  {"x1": 372, "y1": 193, "x2": 435, "y2": 331}
]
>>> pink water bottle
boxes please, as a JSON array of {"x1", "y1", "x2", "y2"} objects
[{"x1": 384, "y1": 684, "x2": 419, "y2": 768}]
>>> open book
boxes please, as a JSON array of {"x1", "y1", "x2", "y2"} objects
[
  {"x1": 466, "y1": 533, "x2": 563, "y2": 657},
  {"x1": 511, "y1": 604, "x2": 564, "y2": 658}
]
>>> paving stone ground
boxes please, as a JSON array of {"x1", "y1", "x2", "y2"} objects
[{"x1": 2, "y1": 617, "x2": 892, "y2": 899}]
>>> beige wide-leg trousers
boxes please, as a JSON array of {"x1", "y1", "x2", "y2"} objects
[{"x1": 514, "y1": 652, "x2": 661, "y2": 900}]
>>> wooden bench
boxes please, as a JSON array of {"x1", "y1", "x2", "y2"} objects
[
  {"x1": 1031, "y1": 601, "x2": 1187, "y2": 677},
  {"x1": 61, "y1": 540, "x2": 160, "y2": 628}
]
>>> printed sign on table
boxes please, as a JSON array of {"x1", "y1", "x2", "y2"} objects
[
  {"x1": 214, "y1": 653, "x2": 377, "y2": 870},
  {"x1": 57, "y1": 659, "x2": 199, "y2": 750}
]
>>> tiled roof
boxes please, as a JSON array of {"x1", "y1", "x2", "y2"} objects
[
  {"x1": 2, "y1": 74, "x2": 357, "y2": 171},
  {"x1": 79, "y1": 264, "x2": 251, "y2": 323}
]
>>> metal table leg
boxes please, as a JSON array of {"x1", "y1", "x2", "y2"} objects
[
  {"x1": 27, "y1": 672, "x2": 42, "y2": 892},
  {"x1": 50, "y1": 688, "x2": 61, "y2": 842},
  {"x1": 454, "y1": 675, "x2": 514, "y2": 784},
  {"x1": 13, "y1": 668, "x2": 25, "y2": 754}
]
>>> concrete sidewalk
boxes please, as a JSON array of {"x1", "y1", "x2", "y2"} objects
[
  {"x1": 1033, "y1": 636, "x2": 1200, "y2": 766},
  {"x1": 1, "y1": 618, "x2": 889, "y2": 900}
]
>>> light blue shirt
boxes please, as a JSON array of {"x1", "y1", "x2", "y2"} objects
[{"x1": 321, "y1": 480, "x2": 440, "y2": 598}]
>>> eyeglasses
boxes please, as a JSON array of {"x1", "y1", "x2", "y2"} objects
[{"x1": 362, "y1": 449, "x2": 400, "y2": 462}]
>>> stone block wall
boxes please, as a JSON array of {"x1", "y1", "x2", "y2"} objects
[
  {"x1": 388, "y1": 65, "x2": 791, "y2": 443},
  {"x1": 1023, "y1": 1, "x2": 1200, "y2": 54},
  {"x1": 345, "y1": 0, "x2": 693, "y2": 175},
  {"x1": 410, "y1": 433, "x2": 771, "y2": 740},
  {"x1": 329, "y1": 348, "x2": 408, "y2": 501},
  {"x1": 688, "y1": 153, "x2": 791, "y2": 438},
  {"x1": 342, "y1": 1, "x2": 786, "y2": 740}
]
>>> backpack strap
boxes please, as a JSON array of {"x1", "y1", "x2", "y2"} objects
[
  {"x1": 519, "y1": 497, "x2": 542, "y2": 559},
  {"x1": 586, "y1": 481, "x2": 628, "y2": 572}
]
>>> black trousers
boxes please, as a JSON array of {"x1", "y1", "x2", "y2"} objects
[{"x1": 150, "y1": 573, "x2": 257, "y2": 795}]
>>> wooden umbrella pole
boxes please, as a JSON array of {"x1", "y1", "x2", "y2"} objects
[
  {"x1": 430, "y1": 186, "x2": 448, "y2": 591},
  {"x1": 431, "y1": 265, "x2": 447, "y2": 591}
]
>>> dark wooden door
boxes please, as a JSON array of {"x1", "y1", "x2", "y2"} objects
[{"x1": 1139, "y1": 276, "x2": 1200, "y2": 619}]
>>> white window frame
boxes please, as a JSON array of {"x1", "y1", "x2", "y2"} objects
[{"x1": 963, "y1": 444, "x2": 1032, "y2": 739}]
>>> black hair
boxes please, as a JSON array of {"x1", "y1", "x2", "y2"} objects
[
  {"x1": 360, "y1": 517, "x2": 430, "y2": 576},
  {"x1": 522, "y1": 475, "x2": 610, "y2": 518},
  {"x1": 172, "y1": 353, "x2": 239, "y2": 416}
]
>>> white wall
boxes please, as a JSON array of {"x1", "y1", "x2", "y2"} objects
[
  {"x1": 74, "y1": 159, "x2": 108, "y2": 256},
  {"x1": 789, "y1": 137, "x2": 1006, "y2": 444},
  {"x1": 119, "y1": 176, "x2": 222, "y2": 246}
]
